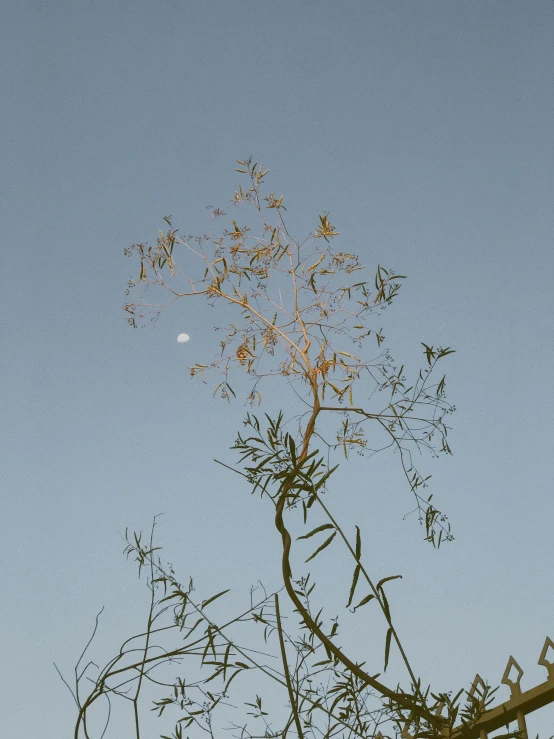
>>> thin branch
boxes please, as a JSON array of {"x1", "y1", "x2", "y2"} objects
[{"x1": 275, "y1": 594, "x2": 304, "y2": 739}]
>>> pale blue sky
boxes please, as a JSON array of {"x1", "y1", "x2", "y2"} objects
[{"x1": 2, "y1": 1, "x2": 554, "y2": 737}]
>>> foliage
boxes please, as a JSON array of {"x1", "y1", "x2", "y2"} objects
[{"x1": 57, "y1": 160, "x2": 539, "y2": 739}]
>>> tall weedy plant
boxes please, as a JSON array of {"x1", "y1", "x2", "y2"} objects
[{"x1": 59, "y1": 160, "x2": 529, "y2": 739}]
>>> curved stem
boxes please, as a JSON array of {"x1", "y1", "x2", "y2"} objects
[
  {"x1": 312, "y1": 491, "x2": 426, "y2": 712},
  {"x1": 274, "y1": 391, "x2": 444, "y2": 732}
]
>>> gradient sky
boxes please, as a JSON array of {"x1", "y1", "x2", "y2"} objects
[{"x1": 2, "y1": 1, "x2": 554, "y2": 737}]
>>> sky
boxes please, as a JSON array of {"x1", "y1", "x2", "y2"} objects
[{"x1": 2, "y1": 1, "x2": 554, "y2": 737}]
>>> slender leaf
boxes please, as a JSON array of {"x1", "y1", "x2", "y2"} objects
[
  {"x1": 346, "y1": 563, "x2": 361, "y2": 608},
  {"x1": 297, "y1": 523, "x2": 335, "y2": 540},
  {"x1": 384, "y1": 626, "x2": 393, "y2": 672},
  {"x1": 305, "y1": 531, "x2": 337, "y2": 563},
  {"x1": 201, "y1": 589, "x2": 231, "y2": 609},
  {"x1": 352, "y1": 593, "x2": 375, "y2": 612},
  {"x1": 376, "y1": 574, "x2": 402, "y2": 591}
]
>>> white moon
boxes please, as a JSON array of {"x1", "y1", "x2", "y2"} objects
[{"x1": 177, "y1": 333, "x2": 190, "y2": 343}]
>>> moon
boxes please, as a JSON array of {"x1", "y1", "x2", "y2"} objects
[{"x1": 177, "y1": 333, "x2": 190, "y2": 343}]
